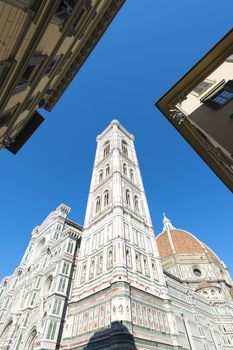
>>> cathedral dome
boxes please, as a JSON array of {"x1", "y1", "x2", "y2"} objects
[
  {"x1": 156, "y1": 214, "x2": 219, "y2": 263},
  {"x1": 154, "y1": 214, "x2": 229, "y2": 286},
  {"x1": 156, "y1": 228, "x2": 219, "y2": 262}
]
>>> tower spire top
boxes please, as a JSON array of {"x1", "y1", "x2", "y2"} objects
[{"x1": 163, "y1": 213, "x2": 174, "y2": 230}]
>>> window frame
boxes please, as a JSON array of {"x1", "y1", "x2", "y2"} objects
[{"x1": 204, "y1": 80, "x2": 233, "y2": 109}]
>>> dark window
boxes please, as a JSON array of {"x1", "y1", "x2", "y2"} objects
[
  {"x1": 205, "y1": 80, "x2": 233, "y2": 108},
  {"x1": 13, "y1": 54, "x2": 45, "y2": 95},
  {"x1": 0, "y1": 109, "x2": 14, "y2": 128},
  {"x1": 54, "y1": 0, "x2": 75, "y2": 21},
  {"x1": 211, "y1": 89, "x2": 233, "y2": 105},
  {"x1": 103, "y1": 141, "x2": 110, "y2": 158}
]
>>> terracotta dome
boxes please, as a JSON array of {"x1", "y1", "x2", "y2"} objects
[{"x1": 156, "y1": 214, "x2": 219, "y2": 262}]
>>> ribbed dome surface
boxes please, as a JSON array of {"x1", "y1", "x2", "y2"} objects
[{"x1": 156, "y1": 229, "x2": 219, "y2": 261}]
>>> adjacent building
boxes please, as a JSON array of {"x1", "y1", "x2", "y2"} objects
[
  {"x1": 156, "y1": 29, "x2": 233, "y2": 192},
  {"x1": 0, "y1": 121, "x2": 233, "y2": 350},
  {"x1": 0, "y1": 0, "x2": 125, "y2": 154}
]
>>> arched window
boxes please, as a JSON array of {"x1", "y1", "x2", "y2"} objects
[
  {"x1": 107, "y1": 250, "x2": 113, "y2": 269},
  {"x1": 123, "y1": 163, "x2": 127, "y2": 175},
  {"x1": 90, "y1": 259, "x2": 95, "y2": 278},
  {"x1": 43, "y1": 275, "x2": 53, "y2": 298},
  {"x1": 81, "y1": 264, "x2": 86, "y2": 283},
  {"x1": 144, "y1": 258, "x2": 149, "y2": 275},
  {"x1": 26, "y1": 329, "x2": 37, "y2": 350},
  {"x1": 135, "y1": 254, "x2": 141, "y2": 272},
  {"x1": 130, "y1": 169, "x2": 134, "y2": 181},
  {"x1": 151, "y1": 262, "x2": 157, "y2": 279},
  {"x1": 134, "y1": 196, "x2": 139, "y2": 212},
  {"x1": 122, "y1": 140, "x2": 128, "y2": 157},
  {"x1": 0, "y1": 320, "x2": 13, "y2": 348},
  {"x1": 104, "y1": 191, "x2": 109, "y2": 207},
  {"x1": 126, "y1": 190, "x2": 131, "y2": 206},
  {"x1": 99, "y1": 256, "x2": 103, "y2": 274},
  {"x1": 99, "y1": 170, "x2": 103, "y2": 182},
  {"x1": 103, "y1": 141, "x2": 110, "y2": 158},
  {"x1": 211, "y1": 290, "x2": 216, "y2": 297},
  {"x1": 105, "y1": 164, "x2": 110, "y2": 176},
  {"x1": 126, "y1": 249, "x2": 131, "y2": 267},
  {"x1": 95, "y1": 197, "x2": 101, "y2": 214}
]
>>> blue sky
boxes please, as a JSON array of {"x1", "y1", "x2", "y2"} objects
[{"x1": 0, "y1": 0, "x2": 232, "y2": 280}]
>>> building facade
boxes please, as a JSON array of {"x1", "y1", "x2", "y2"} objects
[
  {"x1": 0, "y1": 121, "x2": 233, "y2": 350},
  {"x1": 0, "y1": 0, "x2": 125, "y2": 154},
  {"x1": 156, "y1": 29, "x2": 233, "y2": 192}
]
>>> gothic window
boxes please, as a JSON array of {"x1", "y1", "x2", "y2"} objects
[
  {"x1": 81, "y1": 264, "x2": 86, "y2": 283},
  {"x1": 30, "y1": 291, "x2": 37, "y2": 306},
  {"x1": 135, "y1": 254, "x2": 141, "y2": 272},
  {"x1": 123, "y1": 163, "x2": 127, "y2": 175},
  {"x1": 122, "y1": 140, "x2": 128, "y2": 157},
  {"x1": 43, "y1": 275, "x2": 53, "y2": 297},
  {"x1": 62, "y1": 261, "x2": 70, "y2": 275},
  {"x1": 126, "y1": 249, "x2": 132, "y2": 268},
  {"x1": 95, "y1": 197, "x2": 101, "y2": 213},
  {"x1": 15, "y1": 333, "x2": 23, "y2": 350},
  {"x1": 107, "y1": 250, "x2": 113, "y2": 269},
  {"x1": 46, "y1": 321, "x2": 57, "y2": 340},
  {"x1": 151, "y1": 262, "x2": 157, "y2": 279},
  {"x1": 25, "y1": 329, "x2": 37, "y2": 350},
  {"x1": 104, "y1": 190, "x2": 109, "y2": 207},
  {"x1": 144, "y1": 258, "x2": 149, "y2": 276},
  {"x1": 124, "y1": 223, "x2": 130, "y2": 241},
  {"x1": 67, "y1": 241, "x2": 74, "y2": 254},
  {"x1": 140, "y1": 233, "x2": 145, "y2": 249},
  {"x1": 90, "y1": 259, "x2": 95, "y2": 278},
  {"x1": 98, "y1": 256, "x2": 103, "y2": 274},
  {"x1": 134, "y1": 196, "x2": 139, "y2": 212},
  {"x1": 57, "y1": 277, "x2": 66, "y2": 293},
  {"x1": 0, "y1": 320, "x2": 12, "y2": 348},
  {"x1": 103, "y1": 141, "x2": 110, "y2": 158},
  {"x1": 105, "y1": 163, "x2": 110, "y2": 176},
  {"x1": 99, "y1": 170, "x2": 103, "y2": 182},
  {"x1": 23, "y1": 313, "x2": 29, "y2": 327},
  {"x1": 130, "y1": 169, "x2": 134, "y2": 181},
  {"x1": 53, "y1": 231, "x2": 59, "y2": 240},
  {"x1": 126, "y1": 190, "x2": 131, "y2": 206},
  {"x1": 52, "y1": 299, "x2": 62, "y2": 315}
]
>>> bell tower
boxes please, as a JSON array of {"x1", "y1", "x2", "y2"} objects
[{"x1": 62, "y1": 120, "x2": 179, "y2": 349}]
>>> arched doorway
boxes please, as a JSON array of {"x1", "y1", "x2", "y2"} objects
[
  {"x1": 0, "y1": 320, "x2": 13, "y2": 349},
  {"x1": 25, "y1": 329, "x2": 37, "y2": 350}
]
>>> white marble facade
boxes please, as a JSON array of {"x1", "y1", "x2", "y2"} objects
[{"x1": 0, "y1": 121, "x2": 233, "y2": 350}]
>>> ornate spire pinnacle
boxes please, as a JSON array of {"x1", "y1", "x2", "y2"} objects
[{"x1": 163, "y1": 213, "x2": 174, "y2": 230}]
